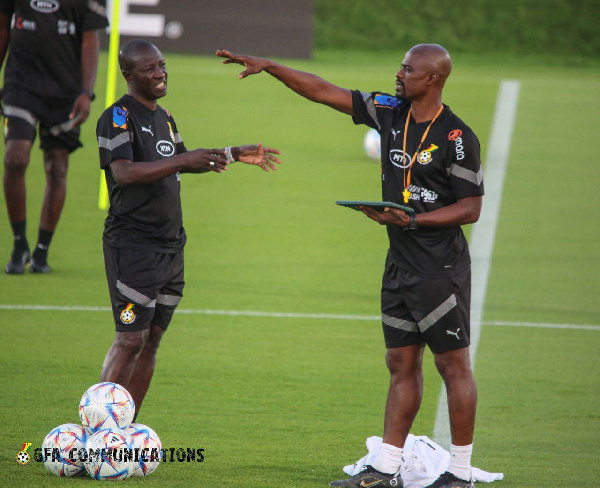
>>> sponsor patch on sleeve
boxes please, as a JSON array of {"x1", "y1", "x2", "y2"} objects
[
  {"x1": 374, "y1": 94, "x2": 399, "y2": 109},
  {"x1": 448, "y1": 129, "x2": 462, "y2": 141},
  {"x1": 112, "y1": 106, "x2": 128, "y2": 129}
]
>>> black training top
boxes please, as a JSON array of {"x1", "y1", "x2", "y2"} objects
[
  {"x1": 0, "y1": 0, "x2": 108, "y2": 100},
  {"x1": 352, "y1": 90, "x2": 484, "y2": 278},
  {"x1": 97, "y1": 94, "x2": 187, "y2": 254}
]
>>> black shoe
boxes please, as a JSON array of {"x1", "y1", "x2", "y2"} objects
[
  {"x1": 5, "y1": 248, "x2": 30, "y2": 274},
  {"x1": 330, "y1": 466, "x2": 403, "y2": 487},
  {"x1": 29, "y1": 255, "x2": 51, "y2": 274},
  {"x1": 30, "y1": 245, "x2": 52, "y2": 273},
  {"x1": 425, "y1": 471, "x2": 473, "y2": 488}
]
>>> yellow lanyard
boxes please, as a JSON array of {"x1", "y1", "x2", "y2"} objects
[{"x1": 401, "y1": 104, "x2": 444, "y2": 203}]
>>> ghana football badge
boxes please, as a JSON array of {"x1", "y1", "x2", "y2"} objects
[
  {"x1": 417, "y1": 144, "x2": 438, "y2": 164},
  {"x1": 16, "y1": 443, "x2": 32, "y2": 465},
  {"x1": 120, "y1": 303, "x2": 136, "y2": 324}
]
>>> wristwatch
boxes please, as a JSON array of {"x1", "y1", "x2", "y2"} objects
[
  {"x1": 406, "y1": 213, "x2": 418, "y2": 230},
  {"x1": 82, "y1": 89, "x2": 96, "y2": 101}
]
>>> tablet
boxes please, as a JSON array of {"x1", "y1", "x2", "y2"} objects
[{"x1": 336, "y1": 200, "x2": 415, "y2": 214}]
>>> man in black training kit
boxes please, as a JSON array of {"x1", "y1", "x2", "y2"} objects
[
  {"x1": 217, "y1": 44, "x2": 483, "y2": 488},
  {"x1": 0, "y1": 0, "x2": 108, "y2": 273},
  {"x1": 98, "y1": 40, "x2": 281, "y2": 420}
]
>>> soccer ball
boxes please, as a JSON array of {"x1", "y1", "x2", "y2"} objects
[
  {"x1": 16, "y1": 451, "x2": 30, "y2": 465},
  {"x1": 363, "y1": 128, "x2": 381, "y2": 160},
  {"x1": 126, "y1": 423, "x2": 162, "y2": 476},
  {"x1": 79, "y1": 382, "x2": 135, "y2": 434},
  {"x1": 84, "y1": 428, "x2": 133, "y2": 480},
  {"x1": 42, "y1": 423, "x2": 87, "y2": 477}
]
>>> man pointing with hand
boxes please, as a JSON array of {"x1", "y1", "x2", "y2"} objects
[{"x1": 217, "y1": 45, "x2": 483, "y2": 488}]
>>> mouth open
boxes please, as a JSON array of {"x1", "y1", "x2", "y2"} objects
[{"x1": 156, "y1": 81, "x2": 166, "y2": 89}]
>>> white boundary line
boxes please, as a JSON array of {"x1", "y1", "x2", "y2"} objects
[
  {"x1": 484, "y1": 321, "x2": 600, "y2": 331},
  {"x1": 1, "y1": 303, "x2": 597, "y2": 331},
  {"x1": 432, "y1": 80, "x2": 521, "y2": 448}
]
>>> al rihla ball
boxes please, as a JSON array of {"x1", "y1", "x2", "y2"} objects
[
  {"x1": 363, "y1": 128, "x2": 381, "y2": 160},
  {"x1": 84, "y1": 427, "x2": 133, "y2": 480},
  {"x1": 42, "y1": 423, "x2": 87, "y2": 477},
  {"x1": 79, "y1": 382, "x2": 135, "y2": 434},
  {"x1": 126, "y1": 423, "x2": 162, "y2": 476}
]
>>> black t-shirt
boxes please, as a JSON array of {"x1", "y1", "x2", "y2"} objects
[
  {"x1": 0, "y1": 0, "x2": 108, "y2": 100},
  {"x1": 97, "y1": 94, "x2": 187, "y2": 254},
  {"x1": 352, "y1": 90, "x2": 484, "y2": 277}
]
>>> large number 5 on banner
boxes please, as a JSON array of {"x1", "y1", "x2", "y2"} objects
[{"x1": 99, "y1": 0, "x2": 122, "y2": 210}]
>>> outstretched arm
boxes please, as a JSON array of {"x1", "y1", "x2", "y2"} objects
[
  {"x1": 108, "y1": 143, "x2": 282, "y2": 186},
  {"x1": 216, "y1": 49, "x2": 353, "y2": 116},
  {"x1": 109, "y1": 149, "x2": 229, "y2": 186}
]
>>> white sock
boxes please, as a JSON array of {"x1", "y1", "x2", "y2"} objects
[
  {"x1": 371, "y1": 442, "x2": 403, "y2": 475},
  {"x1": 448, "y1": 443, "x2": 473, "y2": 481}
]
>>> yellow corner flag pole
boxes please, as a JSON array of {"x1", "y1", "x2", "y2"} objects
[{"x1": 99, "y1": 0, "x2": 121, "y2": 210}]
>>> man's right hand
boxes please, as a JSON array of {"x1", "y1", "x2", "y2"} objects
[
  {"x1": 216, "y1": 48, "x2": 354, "y2": 116},
  {"x1": 215, "y1": 50, "x2": 272, "y2": 79},
  {"x1": 186, "y1": 149, "x2": 228, "y2": 173}
]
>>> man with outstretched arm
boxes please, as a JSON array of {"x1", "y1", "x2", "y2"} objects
[
  {"x1": 217, "y1": 44, "x2": 483, "y2": 488},
  {"x1": 97, "y1": 40, "x2": 281, "y2": 421}
]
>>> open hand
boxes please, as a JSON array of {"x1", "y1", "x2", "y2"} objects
[
  {"x1": 216, "y1": 49, "x2": 271, "y2": 79},
  {"x1": 237, "y1": 143, "x2": 282, "y2": 171}
]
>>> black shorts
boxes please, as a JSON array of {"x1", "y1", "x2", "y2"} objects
[
  {"x1": 381, "y1": 252, "x2": 471, "y2": 354},
  {"x1": 2, "y1": 88, "x2": 82, "y2": 152},
  {"x1": 103, "y1": 244, "x2": 185, "y2": 332}
]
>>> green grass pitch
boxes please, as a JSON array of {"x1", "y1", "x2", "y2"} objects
[{"x1": 0, "y1": 50, "x2": 598, "y2": 487}]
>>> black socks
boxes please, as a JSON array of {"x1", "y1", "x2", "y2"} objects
[
  {"x1": 32, "y1": 228, "x2": 54, "y2": 262},
  {"x1": 11, "y1": 220, "x2": 29, "y2": 251}
]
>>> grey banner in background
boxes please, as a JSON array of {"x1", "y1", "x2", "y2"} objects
[{"x1": 103, "y1": 0, "x2": 315, "y2": 59}]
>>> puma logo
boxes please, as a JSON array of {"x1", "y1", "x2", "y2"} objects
[
  {"x1": 446, "y1": 328, "x2": 460, "y2": 340},
  {"x1": 142, "y1": 125, "x2": 154, "y2": 136},
  {"x1": 391, "y1": 128, "x2": 402, "y2": 141}
]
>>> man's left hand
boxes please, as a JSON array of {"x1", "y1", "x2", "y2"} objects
[
  {"x1": 360, "y1": 206, "x2": 411, "y2": 227},
  {"x1": 237, "y1": 143, "x2": 282, "y2": 171},
  {"x1": 68, "y1": 93, "x2": 92, "y2": 127}
]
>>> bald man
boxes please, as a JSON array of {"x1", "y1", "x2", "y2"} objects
[
  {"x1": 96, "y1": 40, "x2": 281, "y2": 421},
  {"x1": 217, "y1": 45, "x2": 483, "y2": 488}
]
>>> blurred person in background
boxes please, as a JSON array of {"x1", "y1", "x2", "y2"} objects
[{"x1": 0, "y1": 0, "x2": 108, "y2": 274}]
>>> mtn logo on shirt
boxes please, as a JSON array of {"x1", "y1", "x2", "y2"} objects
[
  {"x1": 156, "y1": 140, "x2": 175, "y2": 157},
  {"x1": 31, "y1": 0, "x2": 59, "y2": 13}
]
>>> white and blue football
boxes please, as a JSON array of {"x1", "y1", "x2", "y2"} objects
[{"x1": 79, "y1": 382, "x2": 135, "y2": 434}]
